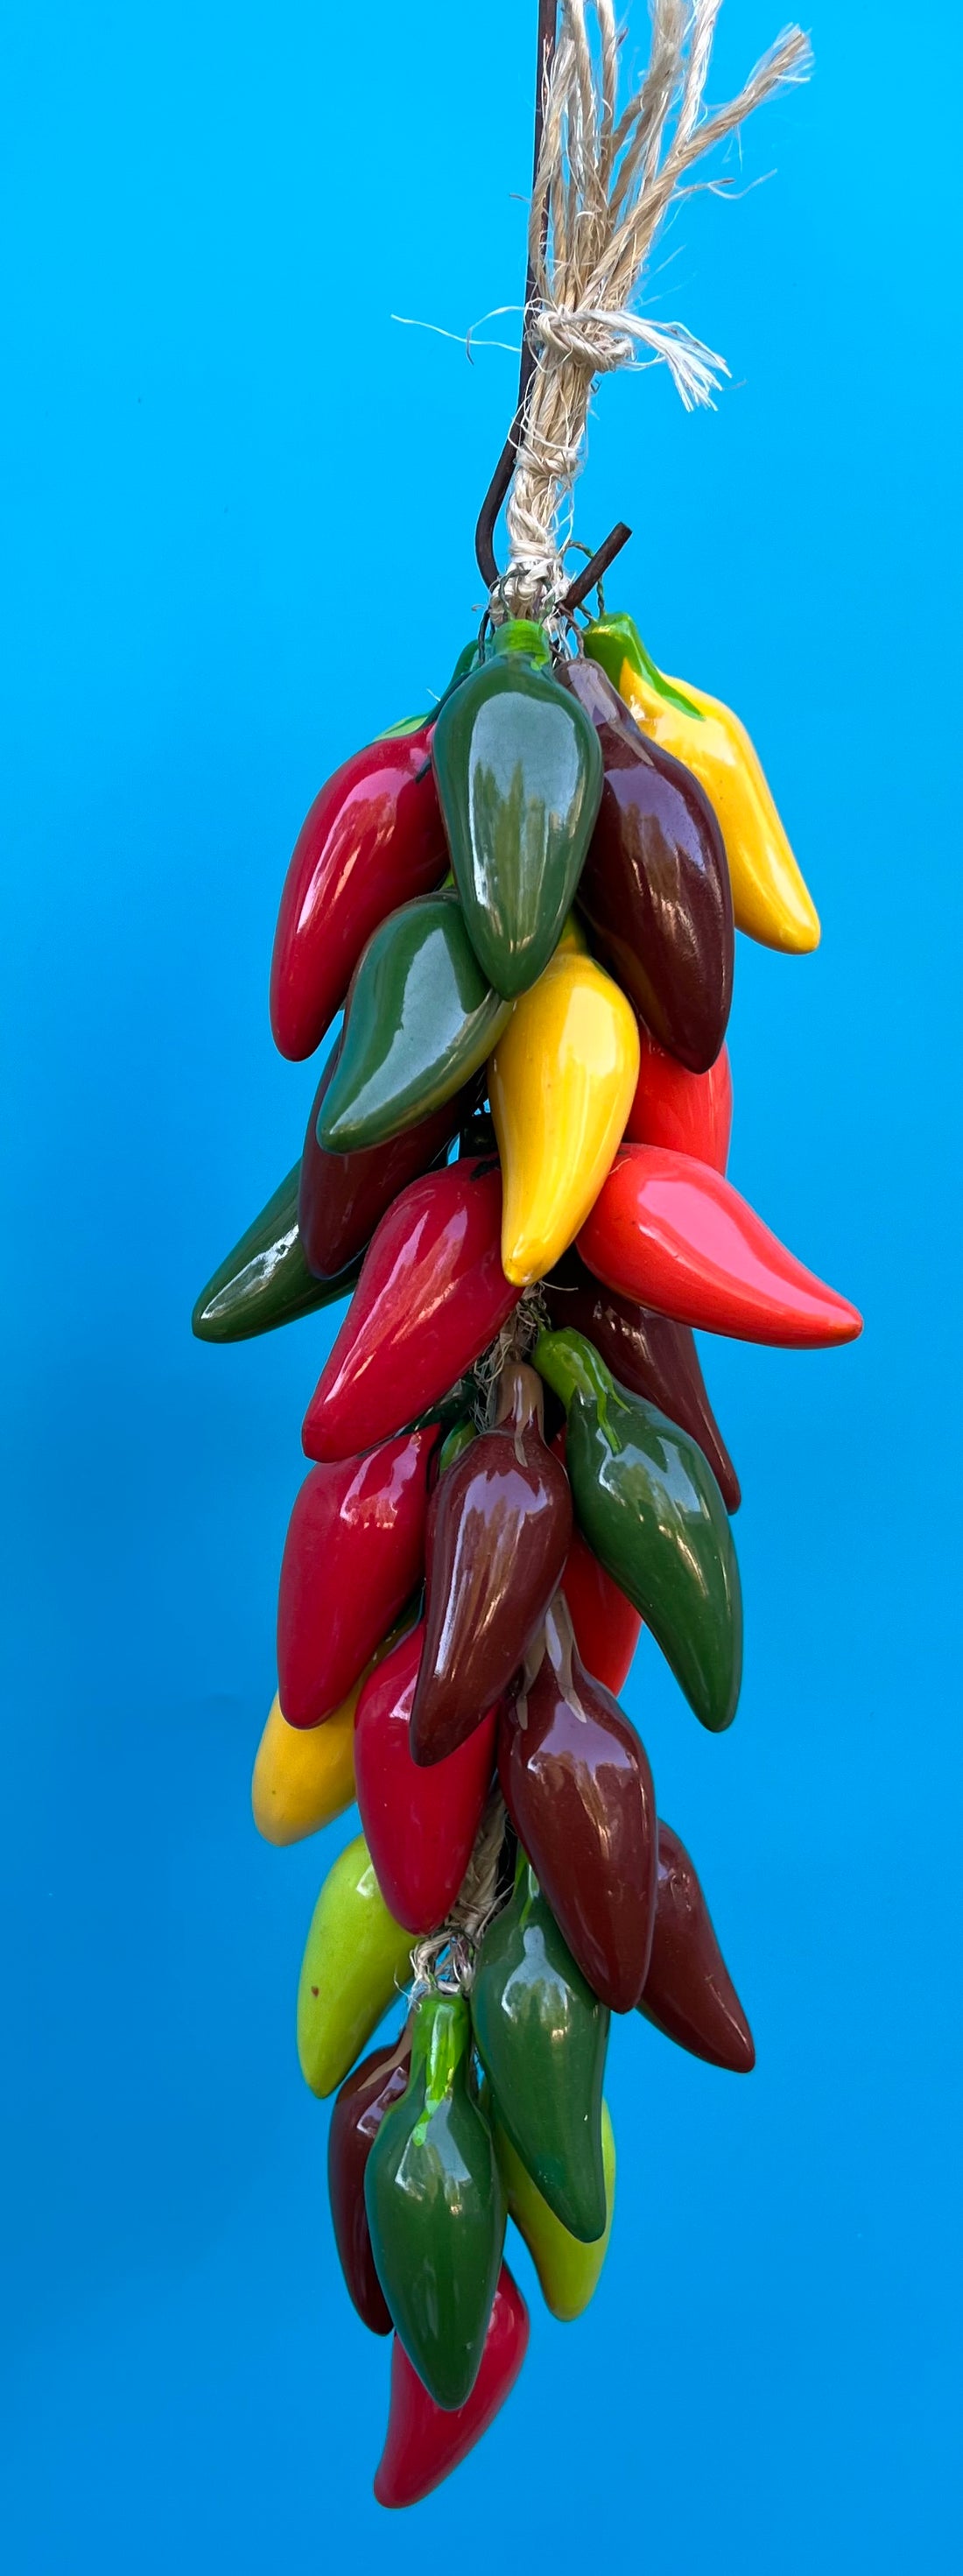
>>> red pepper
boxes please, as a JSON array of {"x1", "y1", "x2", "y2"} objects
[
  {"x1": 373, "y1": 2263, "x2": 529, "y2": 2510},
  {"x1": 327, "y1": 2024, "x2": 413, "y2": 2335},
  {"x1": 270, "y1": 728, "x2": 448, "y2": 1061},
  {"x1": 277, "y1": 1428, "x2": 436, "y2": 1728},
  {"x1": 553, "y1": 1429, "x2": 643, "y2": 1693},
  {"x1": 625, "y1": 1026, "x2": 733, "y2": 1173},
  {"x1": 578, "y1": 1146, "x2": 862, "y2": 1348},
  {"x1": 354, "y1": 1624, "x2": 498, "y2": 1933},
  {"x1": 299, "y1": 1043, "x2": 474, "y2": 1281},
  {"x1": 302, "y1": 1159, "x2": 518, "y2": 1463}
]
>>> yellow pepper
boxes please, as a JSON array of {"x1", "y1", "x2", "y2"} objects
[
  {"x1": 297, "y1": 1833, "x2": 413, "y2": 2098},
  {"x1": 493, "y1": 2099, "x2": 616, "y2": 2321},
  {"x1": 251, "y1": 1686, "x2": 356, "y2": 1848},
  {"x1": 251, "y1": 1623, "x2": 407, "y2": 1848},
  {"x1": 584, "y1": 611, "x2": 820, "y2": 955},
  {"x1": 489, "y1": 947, "x2": 640, "y2": 1287}
]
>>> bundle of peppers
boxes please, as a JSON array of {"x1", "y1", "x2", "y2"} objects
[{"x1": 194, "y1": 607, "x2": 861, "y2": 2507}]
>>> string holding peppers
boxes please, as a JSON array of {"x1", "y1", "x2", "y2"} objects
[{"x1": 193, "y1": 0, "x2": 857, "y2": 2514}]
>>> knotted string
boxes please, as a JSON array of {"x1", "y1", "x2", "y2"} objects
[{"x1": 503, "y1": 0, "x2": 811, "y2": 612}]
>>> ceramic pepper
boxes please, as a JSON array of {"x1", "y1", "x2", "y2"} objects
[
  {"x1": 625, "y1": 1024, "x2": 733, "y2": 1173},
  {"x1": 559, "y1": 1510, "x2": 643, "y2": 1696},
  {"x1": 489, "y1": 944, "x2": 640, "y2": 1284},
  {"x1": 374, "y1": 2263, "x2": 529, "y2": 2510},
  {"x1": 301, "y1": 1158, "x2": 518, "y2": 1462},
  {"x1": 432, "y1": 619, "x2": 603, "y2": 996},
  {"x1": 559, "y1": 654, "x2": 734, "y2": 1073},
  {"x1": 192, "y1": 1163, "x2": 359, "y2": 1342},
  {"x1": 364, "y1": 1990, "x2": 505, "y2": 2410},
  {"x1": 640, "y1": 1821, "x2": 755, "y2": 2072},
  {"x1": 327, "y1": 2023, "x2": 413, "y2": 2334},
  {"x1": 534, "y1": 1327, "x2": 742, "y2": 1734},
  {"x1": 315, "y1": 891, "x2": 510, "y2": 1154},
  {"x1": 410, "y1": 1362, "x2": 573, "y2": 1765},
  {"x1": 545, "y1": 1247, "x2": 741, "y2": 1511},
  {"x1": 491, "y1": 2096, "x2": 616, "y2": 2322},
  {"x1": 299, "y1": 1043, "x2": 475, "y2": 1279},
  {"x1": 584, "y1": 610, "x2": 820, "y2": 954},
  {"x1": 471, "y1": 1853, "x2": 609, "y2": 2242},
  {"x1": 499, "y1": 1596, "x2": 657, "y2": 2011},
  {"x1": 270, "y1": 727, "x2": 448, "y2": 1060},
  {"x1": 579, "y1": 1144, "x2": 863, "y2": 1348},
  {"x1": 297, "y1": 1833, "x2": 413, "y2": 2099},
  {"x1": 277, "y1": 1428, "x2": 436, "y2": 1728},
  {"x1": 354, "y1": 1623, "x2": 497, "y2": 1932},
  {"x1": 252, "y1": 1684, "x2": 356, "y2": 1847}
]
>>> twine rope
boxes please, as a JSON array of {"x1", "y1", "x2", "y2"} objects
[{"x1": 503, "y1": 0, "x2": 811, "y2": 612}]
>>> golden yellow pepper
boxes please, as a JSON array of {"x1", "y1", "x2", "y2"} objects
[
  {"x1": 490, "y1": 945, "x2": 639, "y2": 1287},
  {"x1": 493, "y1": 2099, "x2": 616, "y2": 2321},
  {"x1": 584, "y1": 611, "x2": 820, "y2": 955},
  {"x1": 251, "y1": 1686, "x2": 356, "y2": 1848}
]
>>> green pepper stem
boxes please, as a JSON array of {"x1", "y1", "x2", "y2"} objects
[
  {"x1": 410, "y1": 1990, "x2": 470, "y2": 2112},
  {"x1": 584, "y1": 611, "x2": 703, "y2": 721},
  {"x1": 533, "y1": 1326, "x2": 615, "y2": 1413}
]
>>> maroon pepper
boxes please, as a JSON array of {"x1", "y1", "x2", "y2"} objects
[
  {"x1": 327, "y1": 2024, "x2": 413, "y2": 2335},
  {"x1": 299, "y1": 1040, "x2": 476, "y2": 1282},
  {"x1": 499, "y1": 1595, "x2": 657, "y2": 2012},
  {"x1": 639, "y1": 1820, "x2": 756, "y2": 2072},
  {"x1": 410, "y1": 1363, "x2": 573, "y2": 1766},
  {"x1": 559, "y1": 657, "x2": 733, "y2": 1075}
]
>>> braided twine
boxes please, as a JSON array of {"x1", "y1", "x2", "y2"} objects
[{"x1": 503, "y1": 0, "x2": 811, "y2": 614}]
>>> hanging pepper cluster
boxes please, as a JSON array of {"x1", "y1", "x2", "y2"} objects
[{"x1": 193, "y1": 603, "x2": 861, "y2": 2504}]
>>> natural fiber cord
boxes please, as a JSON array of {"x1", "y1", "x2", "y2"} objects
[{"x1": 502, "y1": 0, "x2": 811, "y2": 611}]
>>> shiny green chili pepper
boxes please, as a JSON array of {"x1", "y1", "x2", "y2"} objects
[
  {"x1": 316, "y1": 892, "x2": 511, "y2": 1154},
  {"x1": 471, "y1": 1853, "x2": 608, "y2": 2244},
  {"x1": 364, "y1": 1989, "x2": 505, "y2": 2410},
  {"x1": 431, "y1": 621, "x2": 604, "y2": 998},
  {"x1": 534, "y1": 1325, "x2": 743, "y2": 1734},
  {"x1": 192, "y1": 1165, "x2": 359, "y2": 1343}
]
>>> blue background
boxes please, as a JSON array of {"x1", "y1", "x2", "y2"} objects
[{"x1": 3, "y1": 3, "x2": 959, "y2": 2565}]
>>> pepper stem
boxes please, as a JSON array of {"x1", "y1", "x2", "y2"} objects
[{"x1": 533, "y1": 1325, "x2": 615, "y2": 1413}]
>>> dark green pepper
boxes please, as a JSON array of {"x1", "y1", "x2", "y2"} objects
[
  {"x1": 431, "y1": 621, "x2": 603, "y2": 998},
  {"x1": 364, "y1": 1990, "x2": 505, "y2": 2411},
  {"x1": 317, "y1": 893, "x2": 512, "y2": 1154},
  {"x1": 471, "y1": 1853, "x2": 608, "y2": 2244},
  {"x1": 192, "y1": 1165, "x2": 359, "y2": 1343},
  {"x1": 534, "y1": 1326, "x2": 742, "y2": 1734}
]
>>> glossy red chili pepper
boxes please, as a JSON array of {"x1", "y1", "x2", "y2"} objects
[
  {"x1": 553, "y1": 1429, "x2": 643, "y2": 1693},
  {"x1": 499, "y1": 1598, "x2": 657, "y2": 2013},
  {"x1": 410, "y1": 1364, "x2": 573, "y2": 1766},
  {"x1": 277, "y1": 1428, "x2": 437, "y2": 1728},
  {"x1": 545, "y1": 1250, "x2": 740, "y2": 1512},
  {"x1": 327, "y1": 2024, "x2": 413, "y2": 2335},
  {"x1": 354, "y1": 1624, "x2": 497, "y2": 1932},
  {"x1": 299, "y1": 1041, "x2": 474, "y2": 1282},
  {"x1": 301, "y1": 1159, "x2": 518, "y2": 1463},
  {"x1": 625, "y1": 1025, "x2": 733, "y2": 1173},
  {"x1": 373, "y1": 2263, "x2": 530, "y2": 2510},
  {"x1": 640, "y1": 1822, "x2": 755, "y2": 2073},
  {"x1": 579, "y1": 1146, "x2": 863, "y2": 1348},
  {"x1": 270, "y1": 728, "x2": 448, "y2": 1061}
]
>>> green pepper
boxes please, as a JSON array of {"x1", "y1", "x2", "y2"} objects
[
  {"x1": 364, "y1": 1990, "x2": 505, "y2": 2410},
  {"x1": 470, "y1": 1854, "x2": 608, "y2": 2244},
  {"x1": 534, "y1": 1326, "x2": 742, "y2": 1734},
  {"x1": 431, "y1": 621, "x2": 603, "y2": 997},
  {"x1": 192, "y1": 1164, "x2": 360, "y2": 1343},
  {"x1": 436, "y1": 1415, "x2": 478, "y2": 1475},
  {"x1": 316, "y1": 894, "x2": 511, "y2": 1154}
]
